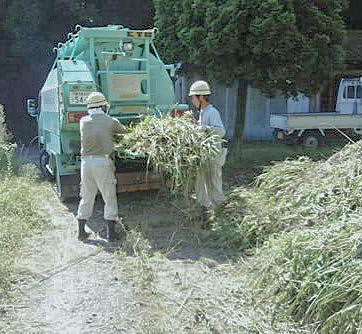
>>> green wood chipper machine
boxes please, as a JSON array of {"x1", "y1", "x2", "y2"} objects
[{"x1": 26, "y1": 24, "x2": 187, "y2": 200}]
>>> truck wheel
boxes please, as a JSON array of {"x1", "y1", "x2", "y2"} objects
[
  {"x1": 302, "y1": 134, "x2": 320, "y2": 149},
  {"x1": 39, "y1": 150, "x2": 55, "y2": 180}
]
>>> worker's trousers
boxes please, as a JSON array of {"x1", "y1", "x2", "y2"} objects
[
  {"x1": 77, "y1": 156, "x2": 118, "y2": 221},
  {"x1": 195, "y1": 148, "x2": 227, "y2": 209}
]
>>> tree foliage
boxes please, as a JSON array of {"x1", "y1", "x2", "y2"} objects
[
  {"x1": 2, "y1": 0, "x2": 154, "y2": 64},
  {"x1": 154, "y1": 0, "x2": 348, "y2": 96},
  {"x1": 152, "y1": 0, "x2": 183, "y2": 64}
]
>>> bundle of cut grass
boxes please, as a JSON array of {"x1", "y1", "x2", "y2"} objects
[
  {"x1": 254, "y1": 217, "x2": 362, "y2": 333},
  {"x1": 118, "y1": 116, "x2": 223, "y2": 197},
  {"x1": 212, "y1": 142, "x2": 362, "y2": 250}
]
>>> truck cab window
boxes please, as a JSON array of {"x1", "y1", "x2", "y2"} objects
[
  {"x1": 357, "y1": 86, "x2": 362, "y2": 99},
  {"x1": 347, "y1": 85, "x2": 355, "y2": 99}
]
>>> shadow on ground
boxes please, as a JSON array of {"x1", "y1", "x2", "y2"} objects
[{"x1": 64, "y1": 190, "x2": 230, "y2": 263}]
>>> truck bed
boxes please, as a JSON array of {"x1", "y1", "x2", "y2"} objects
[{"x1": 270, "y1": 113, "x2": 362, "y2": 131}]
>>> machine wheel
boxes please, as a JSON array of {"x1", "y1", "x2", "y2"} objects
[
  {"x1": 39, "y1": 150, "x2": 55, "y2": 180},
  {"x1": 301, "y1": 133, "x2": 320, "y2": 149}
]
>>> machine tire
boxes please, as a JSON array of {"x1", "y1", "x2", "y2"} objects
[{"x1": 301, "y1": 133, "x2": 321, "y2": 149}]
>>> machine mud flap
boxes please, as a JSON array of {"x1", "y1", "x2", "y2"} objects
[{"x1": 56, "y1": 174, "x2": 81, "y2": 202}]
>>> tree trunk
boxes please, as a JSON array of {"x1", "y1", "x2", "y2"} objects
[{"x1": 229, "y1": 79, "x2": 248, "y2": 160}]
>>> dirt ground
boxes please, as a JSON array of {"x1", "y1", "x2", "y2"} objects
[
  {"x1": 0, "y1": 188, "x2": 310, "y2": 334},
  {"x1": 0, "y1": 147, "x2": 308, "y2": 333}
]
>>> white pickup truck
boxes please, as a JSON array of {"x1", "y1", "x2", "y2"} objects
[{"x1": 271, "y1": 78, "x2": 362, "y2": 148}]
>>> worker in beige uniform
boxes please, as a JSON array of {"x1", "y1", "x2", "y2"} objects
[
  {"x1": 189, "y1": 81, "x2": 227, "y2": 222},
  {"x1": 76, "y1": 92, "x2": 126, "y2": 241}
]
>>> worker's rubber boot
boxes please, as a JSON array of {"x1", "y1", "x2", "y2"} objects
[
  {"x1": 77, "y1": 219, "x2": 90, "y2": 241},
  {"x1": 106, "y1": 220, "x2": 116, "y2": 242}
]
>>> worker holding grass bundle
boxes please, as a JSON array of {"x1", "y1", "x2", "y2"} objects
[
  {"x1": 76, "y1": 92, "x2": 126, "y2": 242},
  {"x1": 189, "y1": 80, "x2": 227, "y2": 222}
]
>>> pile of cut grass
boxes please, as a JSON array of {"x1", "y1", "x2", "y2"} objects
[
  {"x1": 254, "y1": 217, "x2": 362, "y2": 333},
  {"x1": 212, "y1": 142, "x2": 362, "y2": 251},
  {"x1": 212, "y1": 141, "x2": 362, "y2": 332}
]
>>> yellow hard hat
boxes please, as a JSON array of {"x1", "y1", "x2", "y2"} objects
[
  {"x1": 189, "y1": 80, "x2": 211, "y2": 96},
  {"x1": 86, "y1": 92, "x2": 109, "y2": 109}
]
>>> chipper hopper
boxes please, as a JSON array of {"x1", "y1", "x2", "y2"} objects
[{"x1": 26, "y1": 25, "x2": 187, "y2": 200}]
